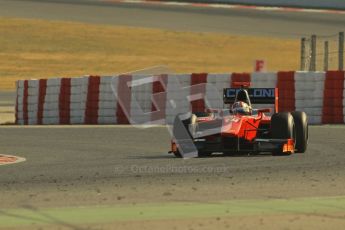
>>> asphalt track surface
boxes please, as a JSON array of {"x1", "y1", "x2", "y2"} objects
[
  {"x1": 1, "y1": 0, "x2": 345, "y2": 38},
  {"x1": 0, "y1": 125, "x2": 345, "y2": 209}
]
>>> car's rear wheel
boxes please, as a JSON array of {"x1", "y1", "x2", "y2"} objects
[
  {"x1": 291, "y1": 111, "x2": 308, "y2": 153},
  {"x1": 270, "y1": 112, "x2": 295, "y2": 156}
]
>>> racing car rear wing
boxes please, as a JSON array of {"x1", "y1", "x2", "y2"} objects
[{"x1": 223, "y1": 88, "x2": 279, "y2": 112}]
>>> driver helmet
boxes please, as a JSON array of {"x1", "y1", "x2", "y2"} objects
[{"x1": 232, "y1": 101, "x2": 251, "y2": 115}]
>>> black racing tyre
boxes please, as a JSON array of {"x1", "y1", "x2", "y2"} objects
[
  {"x1": 198, "y1": 151, "x2": 212, "y2": 158},
  {"x1": 172, "y1": 113, "x2": 193, "y2": 140},
  {"x1": 172, "y1": 113, "x2": 192, "y2": 158},
  {"x1": 270, "y1": 112, "x2": 295, "y2": 156},
  {"x1": 291, "y1": 111, "x2": 308, "y2": 153},
  {"x1": 172, "y1": 113, "x2": 205, "y2": 158},
  {"x1": 174, "y1": 150, "x2": 211, "y2": 158},
  {"x1": 173, "y1": 151, "x2": 183, "y2": 158}
]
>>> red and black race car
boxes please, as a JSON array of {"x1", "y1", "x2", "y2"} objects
[{"x1": 169, "y1": 85, "x2": 308, "y2": 158}]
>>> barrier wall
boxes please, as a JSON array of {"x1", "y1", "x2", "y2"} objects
[{"x1": 15, "y1": 71, "x2": 345, "y2": 125}]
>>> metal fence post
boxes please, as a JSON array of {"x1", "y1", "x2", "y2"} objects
[
  {"x1": 324, "y1": 41, "x2": 329, "y2": 71},
  {"x1": 339, "y1": 32, "x2": 344, "y2": 71},
  {"x1": 300, "y1": 37, "x2": 306, "y2": 71},
  {"x1": 310, "y1": 35, "x2": 317, "y2": 71}
]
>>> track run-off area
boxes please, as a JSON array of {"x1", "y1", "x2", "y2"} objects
[{"x1": 0, "y1": 125, "x2": 345, "y2": 228}]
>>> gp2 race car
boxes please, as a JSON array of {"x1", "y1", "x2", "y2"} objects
[{"x1": 169, "y1": 85, "x2": 308, "y2": 158}]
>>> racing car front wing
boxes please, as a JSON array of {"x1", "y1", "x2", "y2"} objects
[
  {"x1": 254, "y1": 138, "x2": 295, "y2": 153},
  {"x1": 169, "y1": 137, "x2": 295, "y2": 155}
]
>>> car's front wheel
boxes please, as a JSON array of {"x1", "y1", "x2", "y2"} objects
[
  {"x1": 172, "y1": 113, "x2": 204, "y2": 158},
  {"x1": 270, "y1": 112, "x2": 295, "y2": 156},
  {"x1": 291, "y1": 111, "x2": 308, "y2": 153}
]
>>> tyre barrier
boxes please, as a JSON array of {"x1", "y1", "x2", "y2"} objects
[{"x1": 15, "y1": 71, "x2": 345, "y2": 125}]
